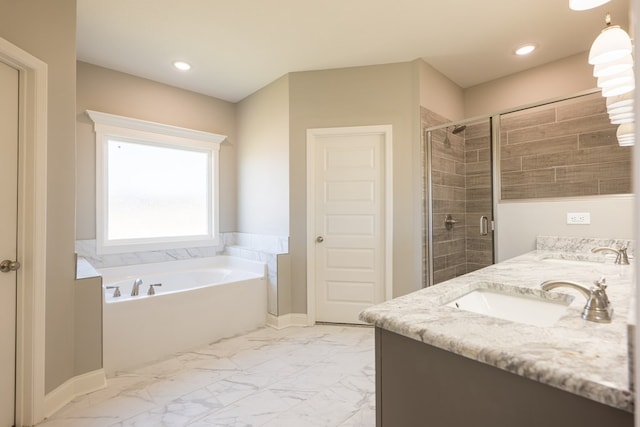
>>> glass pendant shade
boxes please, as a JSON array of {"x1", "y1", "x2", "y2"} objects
[
  {"x1": 570, "y1": 0, "x2": 611, "y2": 10},
  {"x1": 593, "y1": 55, "x2": 633, "y2": 77},
  {"x1": 601, "y1": 80, "x2": 635, "y2": 97},
  {"x1": 608, "y1": 105, "x2": 634, "y2": 115},
  {"x1": 588, "y1": 26, "x2": 633, "y2": 65},
  {"x1": 597, "y1": 69, "x2": 634, "y2": 88},
  {"x1": 611, "y1": 115, "x2": 635, "y2": 124},
  {"x1": 607, "y1": 92, "x2": 634, "y2": 109},
  {"x1": 617, "y1": 122, "x2": 635, "y2": 146},
  {"x1": 610, "y1": 111, "x2": 634, "y2": 120}
]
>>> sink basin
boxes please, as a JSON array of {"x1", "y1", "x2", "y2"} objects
[{"x1": 445, "y1": 288, "x2": 571, "y2": 327}]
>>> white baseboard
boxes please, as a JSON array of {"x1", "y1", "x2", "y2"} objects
[
  {"x1": 266, "y1": 313, "x2": 309, "y2": 329},
  {"x1": 44, "y1": 369, "x2": 107, "y2": 418}
]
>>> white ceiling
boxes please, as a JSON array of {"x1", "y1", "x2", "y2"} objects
[{"x1": 77, "y1": 0, "x2": 631, "y2": 103}]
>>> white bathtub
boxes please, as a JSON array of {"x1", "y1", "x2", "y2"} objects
[{"x1": 99, "y1": 256, "x2": 267, "y2": 375}]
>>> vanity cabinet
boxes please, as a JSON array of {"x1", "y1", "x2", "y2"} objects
[{"x1": 376, "y1": 328, "x2": 633, "y2": 427}]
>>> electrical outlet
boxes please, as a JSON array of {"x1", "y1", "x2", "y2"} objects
[{"x1": 567, "y1": 212, "x2": 590, "y2": 225}]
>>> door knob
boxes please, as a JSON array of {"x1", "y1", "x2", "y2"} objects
[
  {"x1": 0, "y1": 259, "x2": 20, "y2": 273},
  {"x1": 316, "y1": 236, "x2": 324, "y2": 243}
]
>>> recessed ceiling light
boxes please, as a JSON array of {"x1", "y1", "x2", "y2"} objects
[
  {"x1": 569, "y1": 0, "x2": 611, "y2": 11},
  {"x1": 515, "y1": 44, "x2": 536, "y2": 56},
  {"x1": 173, "y1": 61, "x2": 192, "y2": 71}
]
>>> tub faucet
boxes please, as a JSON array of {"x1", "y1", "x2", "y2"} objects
[
  {"x1": 540, "y1": 276, "x2": 612, "y2": 323},
  {"x1": 591, "y1": 246, "x2": 630, "y2": 265},
  {"x1": 131, "y1": 278, "x2": 143, "y2": 296}
]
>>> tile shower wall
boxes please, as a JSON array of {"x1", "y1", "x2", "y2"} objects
[
  {"x1": 421, "y1": 108, "x2": 467, "y2": 285},
  {"x1": 500, "y1": 92, "x2": 631, "y2": 199}
]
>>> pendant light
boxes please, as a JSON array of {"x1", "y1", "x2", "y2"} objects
[
  {"x1": 608, "y1": 104, "x2": 634, "y2": 115},
  {"x1": 597, "y1": 68, "x2": 635, "y2": 88},
  {"x1": 602, "y1": 83, "x2": 635, "y2": 97},
  {"x1": 588, "y1": 14, "x2": 633, "y2": 65},
  {"x1": 617, "y1": 123, "x2": 635, "y2": 146},
  {"x1": 610, "y1": 115, "x2": 635, "y2": 124},
  {"x1": 607, "y1": 92, "x2": 634, "y2": 109},
  {"x1": 570, "y1": 0, "x2": 611, "y2": 10},
  {"x1": 593, "y1": 55, "x2": 633, "y2": 77}
]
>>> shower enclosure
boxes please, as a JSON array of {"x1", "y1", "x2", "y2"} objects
[
  {"x1": 422, "y1": 115, "x2": 495, "y2": 287},
  {"x1": 421, "y1": 90, "x2": 629, "y2": 288}
]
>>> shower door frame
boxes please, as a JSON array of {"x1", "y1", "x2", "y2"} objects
[{"x1": 422, "y1": 117, "x2": 497, "y2": 288}]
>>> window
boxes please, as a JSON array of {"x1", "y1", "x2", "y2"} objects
[{"x1": 87, "y1": 110, "x2": 227, "y2": 254}]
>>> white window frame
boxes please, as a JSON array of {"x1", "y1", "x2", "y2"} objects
[{"x1": 87, "y1": 110, "x2": 227, "y2": 255}]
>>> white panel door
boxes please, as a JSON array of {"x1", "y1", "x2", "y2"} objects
[
  {"x1": 312, "y1": 129, "x2": 386, "y2": 323},
  {"x1": 0, "y1": 60, "x2": 18, "y2": 426}
]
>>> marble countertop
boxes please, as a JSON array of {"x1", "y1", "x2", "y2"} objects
[{"x1": 360, "y1": 250, "x2": 634, "y2": 412}]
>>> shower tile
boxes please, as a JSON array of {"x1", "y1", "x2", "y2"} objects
[
  {"x1": 501, "y1": 169, "x2": 556, "y2": 186},
  {"x1": 501, "y1": 135, "x2": 578, "y2": 158},
  {"x1": 555, "y1": 160, "x2": 631, "y2": 183},
  {"x1": 556, "y1": 95, "x2": 607, "y2": 121},
  {"x1": 600, "y1": 178, "x2": 632, "y2": 195},
  {"x1": 579, "y1": 129, "x2": 618, "y2": 149},
  {"x1": 465, "y1": 135, "x2": 490, "y2": 151},
  {"x1": 500, "y1": 106, "x2": 556, "y2": 132},
  {"x1": 501, "y1": 157, "x2": 522, "y2": 173}
]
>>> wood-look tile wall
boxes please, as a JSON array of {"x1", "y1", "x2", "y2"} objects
[{"x1": 500, "y1": 92, "x2": 632, "y2": 200}]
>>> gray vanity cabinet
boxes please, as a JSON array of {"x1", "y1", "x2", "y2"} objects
[{"x1": 375, "y1": 327, "x2": 633, "y2": 427}]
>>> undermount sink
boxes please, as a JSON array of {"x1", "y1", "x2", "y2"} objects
[{"x1": 445, "y1": 288, "x2": 572, "y2": 327}]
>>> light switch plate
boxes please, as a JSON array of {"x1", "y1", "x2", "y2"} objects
[{"x1": 567, "y1": 212, "x2": 590, "y2": 225}]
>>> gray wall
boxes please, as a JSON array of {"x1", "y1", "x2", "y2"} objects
[
  {"x1": 464, "y1": 52, "x2": 597, "y2": 118},
  {"x1": 76, "y1": 61, "x2": 238, "y2": 239},
  {"x1": 288, "y1": 62, "x2": 422, "y2": 314},
  {"x1": 0, "y1": 0, "x2": 78, "y2": 393},
  {"x1": 236, "y1": 74, "x2": 290, "y2": 236}
]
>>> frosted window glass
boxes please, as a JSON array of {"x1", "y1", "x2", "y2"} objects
[{"x1": 107, "y1": 139, "x2": 210, "y2": 240}]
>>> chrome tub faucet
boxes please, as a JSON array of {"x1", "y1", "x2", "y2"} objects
[
  {"x1": 540, "y1": 277, "x2": 612, "y2": 323},
  {"x1": 131, "y1": 278, "x2": 143, "y2": 296}
]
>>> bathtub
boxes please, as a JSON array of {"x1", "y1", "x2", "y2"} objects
[{"x1": 99, "y1": 256, "x2": 267, "y2": 375}]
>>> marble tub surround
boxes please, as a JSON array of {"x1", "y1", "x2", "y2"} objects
[
  {"x1": 360, "y1": 249, "x2": 634, "y2": 412},
  {"x1": 222, "y1": 232, "x2": 289, "y2": 254},
  {"x1": 75, "y1": 239, "x2": 222, "y2": 269},
  {"x1": 222, "y1": 233, "x2": 289, "y2": 316},
  {"x1": 76, "y1": 255, "x2": 100, "y2": 280}
]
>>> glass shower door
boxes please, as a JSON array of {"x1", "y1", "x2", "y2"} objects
[{"x1": 424, "y1": 118, "x2": 495, "y2": 287}]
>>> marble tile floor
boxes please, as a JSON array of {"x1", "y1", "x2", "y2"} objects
[{"x1": 37, "y1": 325, "x2": 375, "y2": 427}]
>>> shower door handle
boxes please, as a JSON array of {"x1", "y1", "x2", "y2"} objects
[{"x1": 480, "y1": 216, "x2": 489, "y2": 236}]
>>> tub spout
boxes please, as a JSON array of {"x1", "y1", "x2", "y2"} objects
[{"x1": 131, "y1": 278, "x2": 143, "y2": 296}]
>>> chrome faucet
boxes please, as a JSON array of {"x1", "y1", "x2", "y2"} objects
[
  {"x1": 131, "y1": 278, "x2": 143, "y2": 296},
  {"x1": 540, "y1": 277, "x2": 612, "y2": 323},
  {"x1": 591, "y1": 246, "x2": 630, "y2": 265}
]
